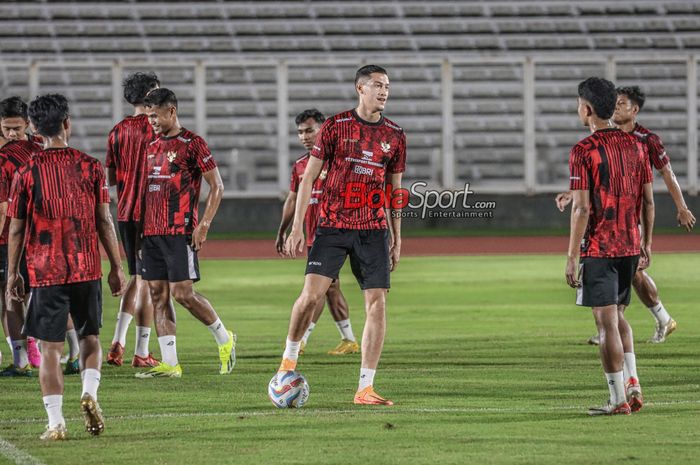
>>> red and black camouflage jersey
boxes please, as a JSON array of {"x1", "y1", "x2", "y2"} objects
[
  {"x1": 290, "y1": 153, "x2": 328, "y2": 247},
  {"x1": 143, "y1": 128, "x2": 217, "y2": 236},
  {"x1": 8, "y1": 147, "x2": 110, "y2": 287},
  {"x1": 631, "y1": 123, "x2": 669, "y2": 171},
  {"x1": 311, "y1": 109, "x2": 406, "y2": 230},
  {"x1": 569, "y1": 128, "x2": 653, "y2": 258},
  {"x1": 0, "y1": 137, "x2": 43, "y2": 245},
  {"x1": 105, "y1": 114, "x2": 154, "y2": 222}
]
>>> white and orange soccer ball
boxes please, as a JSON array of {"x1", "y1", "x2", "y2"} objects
[{"x1": 268, "y1": 371, "x2": 310, "y2": 408}]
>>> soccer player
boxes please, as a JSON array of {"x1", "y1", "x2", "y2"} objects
[
  {"x1": 105, "y1": 72, "x2": 161, "y2": 368},
  {"x1": 279, "y1": 65, "x2": 406, "y2": 405},
  {"x1": 557, "y1": 85, "x2": 693, "y2": 344},
  {"x1": 0, "y1": 96, "x2": 42, "y2": 376},
  {"x1": 6, "y1": 93, "x2": 126, "y2": 440},
  {"x1": 135, "y1": 88, "x2": 235, "y2": 378},
  {"x1": 565, "y1": 77, "x2": 654, "y2": 415},
  {"x1": 276, "y1": 108, "x2": 359, "y2": 356}
]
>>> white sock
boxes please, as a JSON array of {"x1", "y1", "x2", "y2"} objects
[
  {"x1": 358, "y1": 367, "x2": 376, "y2": 391},
  {"x1": 335, "y1": 319, "x2": 356, "y2": 342},
  {"x1": 301, "y1": 322, "x2": 316, "y2": 345},
  {"x1": 135, "y1": 326, "x2": 151, "y2": 358},
  {"x1": 65, "y1": 329, "x2": 80, "y2": 359},
  {"x1": 605, "y1": 371, "x2": 626, "y2": 406},
  {"x1": 6, "y1": 336, "x2": 12, "y2": 356},
  {"x1": 112, "y1": 312, "x2": 133, "y2": 346},
  {"x1": 207, "y1": 318, "x2": 230, "y2": 345},
  {"x1": 43, "y1": 395, "x2": 64, "y2": 428},
  {"x1": 648, "y1": 302, "x2": 671, "y2": 325},
  {"x1": 158, "y1": 335, "x2": 178, "y2": 366},
  {"x1": 81, "y1": 368, "x2": 101, "y2": 401},
  {"x1": 623, "y1": 352, "x2": 638, "y2": 381},
  {"x1": 282, "y1": 338, "x2": 301, "y2": 362},
  {"x1": 11, "y1": 339, "x2": 29, "y2": 368}
]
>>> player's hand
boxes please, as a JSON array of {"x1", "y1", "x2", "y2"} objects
[
  {"x1": 191, "y1": 223, "x2": 209, "y2": 251},
  {"x1": 638, "y1": 244, "x2": 652, "y2": 270},
  {"x1": 108, "y1": 267, "x2": 127, "y2": 297},
  {"x1": 555, "y1": 192, "x2": 573, "y2": 212},
  {"x1": 389, "y1": 239, "x2": 401, "y2": 271},
  {"x1": 284, "y1": 227, "x2": 304, "y2": 258},
  {"x1": 275, "y1": 232, "x2": 286, "y2": 256},
  {"x1": 5, "y1": 273, "x2": 25, "y2": 303},
  {"x1": 677, "y1": 208, "x2": 696, "y2": 231},
  {"x1": 565, "y1": 256, "x2": 580, "y2": 288}
]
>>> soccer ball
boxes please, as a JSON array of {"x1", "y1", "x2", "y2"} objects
[{"x1": 268, "y1": 370, "x2": 310, "y2": 408}]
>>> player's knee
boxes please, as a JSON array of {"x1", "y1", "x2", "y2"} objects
[
  {"x1": 171, "y1": 286, "x2": 195, "y2": 307},
  {"x1": 298, "y1": 291, "x2": 324, "y2": 311}
]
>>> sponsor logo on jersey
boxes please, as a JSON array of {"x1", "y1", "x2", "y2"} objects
[
  {"x1": 354, "y1": 165, "x2": 374, "y2": 176},
  {"x1": 362, "y1": 150, "x2": 373, "y2": 160}
]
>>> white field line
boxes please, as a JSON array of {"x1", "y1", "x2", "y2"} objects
[
  {"x1": 1, "y1": 399, "x2": 699, "y2": 426},
  {"x1": 0, "y1": 436, "x2": 46, "y2": 465}
]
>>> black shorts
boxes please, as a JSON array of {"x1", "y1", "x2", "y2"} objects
[
  {"x1": 0, "y1": 245, "x2": 32, "y2": 293},
  {"x1": 118, "y1": 221, "x2": 142, "y2": 276},
  {"x1": 576, "y1": 256, "x2": 640, "y2": 307},
  {"x1": 25, "y1": 280, "x2": 102, "y2": 343},
  {"x1": 306, "y1": 227, "x2": 390, "y2": 290},
  {"x1": 141, "y1": 235, "x2": 200, "y2": 283}
]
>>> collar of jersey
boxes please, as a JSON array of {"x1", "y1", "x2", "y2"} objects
[{"x1": 351, "y1": 109, "x2": 384, "y2": 127}]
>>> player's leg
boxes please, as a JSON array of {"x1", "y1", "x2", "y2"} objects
[
  {"x1": 1, "y1": 288, "x2": 31, "y2": 376},
  {"x1": 326, "y1": 279, "x2": 359, "y2": 355},
  {"x1": 69, "y1": 280, "x2": 105, "y2": 436},
  {"x1": 131, "y1": 275, "x2": 158, "y2": 367},
  {"x1": 38, "y1": 340, "x2": 67, "y2": 440},
  {"x1": 618, "y1": 257, "x2": 643, "y2": 412},
  {"x1": 63, "y1": 315, "x2": 80, "y2": 374},
  {"x1": 299, "y1": 294, "x2": 325, "y2": 353},
  {"x1": 633, "y1": 270, "x2": 676, "y2": 343},
  {"x1": 107, "y1": 277, "x2": 136, "y2": 366}
]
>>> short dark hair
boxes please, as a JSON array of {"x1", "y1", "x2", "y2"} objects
[
  {"x1": 123, "y1": 72, "x2": 160, "y2": 106},
  {"x1": 295, "y1": 108, "x2": 325, "y2": 126},
  {"x1": 143, "y1": 88, "x2": 178, "y2": 109},
  {"x1": 616, "y1": 85, "x2": 646, "y2": 111},
  {"x1": 28, "y1": 94, "x2": 70, "y2": 137},
  {"x1": 355, "y1": 65, "x2": 388, "y2": 85},
  {"x1": 0, "y1": 96, "x2": 28, "y2": 120},
  {"x1": 578, "y1": 77, "x2": 617, "y2": 119}
]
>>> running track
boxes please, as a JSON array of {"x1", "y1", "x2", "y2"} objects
[{"x1": 196, "y1": 234, "x2": 700, "y2": 259}]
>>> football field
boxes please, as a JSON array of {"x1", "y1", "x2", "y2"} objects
[{"x1": 1, "y1": 253, "x2": 698, "y2": 465}]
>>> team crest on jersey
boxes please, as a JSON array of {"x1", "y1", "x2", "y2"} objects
[
  {"x1": 166, "y1": 151, "x2": 177, "y2": 163},
  {"x1": 319, "y1": 169, "x2": 328, "y2": 180},
  {"x1": 380, "y1": 141, "x2": 391, "y2": 153}
]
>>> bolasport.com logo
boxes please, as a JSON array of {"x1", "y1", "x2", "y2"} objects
[{"x1": 340, "y1": 181, "x2": 496, "y2": 219}]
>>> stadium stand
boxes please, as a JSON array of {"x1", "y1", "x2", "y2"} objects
[{"x1": 0, "y1": 1, "x2": 697, "y2": 194}]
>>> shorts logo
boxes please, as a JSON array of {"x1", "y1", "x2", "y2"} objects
[
  {"x1": 319, "y1": 169, "x2": 328, "y2": 180},
  {"x1": 380, "y1": 141, "x2": 391, "y2": 153},
  {"x1": 308, "y1": 261, "x2": 322, "y2": 266},
  {"x1": 166, "y1": 151, "x2": 177, "y2": 163},
  {"x1": 353, "y1": 165, "x2": 373, "y2": 176}
]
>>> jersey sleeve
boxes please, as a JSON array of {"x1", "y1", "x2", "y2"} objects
[
  {"x1": 7, "y1": 169, "x2": 28, "y2": 220},
  {"x1": 94, "y1": 161, "x2": 111, "y2": 204},
  {"x1": 105, "y1": 127, "x2": 117, "y2": 169},
  {"x1": 0, "y1": 157, "x2": 12, "y2": 202},
  {"x1": 387, "y1": 131, "x2": 407, "y2": 174},
  {"x1": 290, "y1": 164, "x2": 301, "y2": 193},
  {"x1": 310, "y1": 119, "x2": 336, "y2": 162},
  {"x1": 646, "y1": 133, "x2": 669, "y2": 170},
  {"x1": 189, "y1": 136, "x2": 217, "y2": 172},
  {"x1": 569, "y1": 143, "x2": 590, "y2": 190}
]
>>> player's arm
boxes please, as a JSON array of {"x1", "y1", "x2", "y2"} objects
[
  {"x1": 6, "y1": 217, "x2": 26, "y2": 302},
  {"x1": 639, "y1": 182, "x2": 655, "y2": 270},
  {"x1": 276, "y1": 190, "x2": 297, "y2": 256},
  {"x1": 107, "y1": 167, "x2": 117, "y2": 187},
  {"x1": 285, "y1": 156, "x2": 323, "y2": 258},
  {"x1": 658, "y1": 163, "x2": 695, "y2": 231},
  {"x1": 565, "y1": 190, "x2": 589, "y2": 288},
  {"x1": 555, "y1": 191, "x2": 573, "y2": 212},
  {"x1": 388, "y1": 172, "x2": 403, "y2": 271},
  {"x1": 192, "y1": 167, "x2": 224, "y2": 252},
  {"x1": 0, "y1": 202, "x2": 7, "y2": 237},
  {"x1": 96, "y1": 203, "x2": 126, "y2": 296}
]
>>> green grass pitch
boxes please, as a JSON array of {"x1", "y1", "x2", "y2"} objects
[{"x1": 1, "y1": 253, "x2": 698, "y2": 465}]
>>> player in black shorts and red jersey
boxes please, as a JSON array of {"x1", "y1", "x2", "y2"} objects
[
  {"x1": 135, "y1": 88, "x2": 236, "y2": 379},
  {"x1": 565, "y1": 78, "x2": 654, "y2": 416},
  {"x1": 558, "y1": 85, "x2": 693, "y2": 344},
  {"x1": 276, "y1": 109, "x2": 359, "y2": 356},
  {"x1": 279, "y1": 65, "x2": 406, "y2": 405},
  {"x1": 105, "y1": 72, "x2": 161, "y2": 368},
  {"x1": 0, "y1": 97, "x2": 43, "y2": 376},
  {"x1": 6, "y1": 94, "x2": 126, "y2": 440}
]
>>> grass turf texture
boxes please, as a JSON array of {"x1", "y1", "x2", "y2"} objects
[{"x1": 1, "y1": 254, "x2": 698, "y2": 465}]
